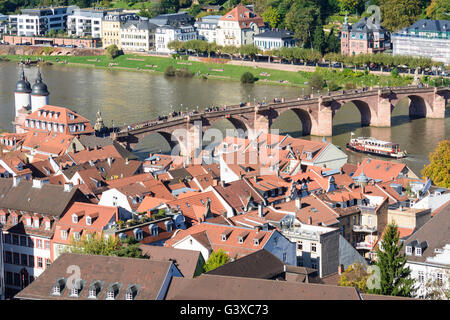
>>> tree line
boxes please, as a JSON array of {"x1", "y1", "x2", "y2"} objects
[{"x1": 168, "y1": 39, "x2": 444, "y2": 70}]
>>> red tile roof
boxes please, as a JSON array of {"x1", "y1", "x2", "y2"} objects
[
  {"x1": 353, "y1": 158, "x2": 407, "y2": 182},
  {"x1": 219, "y1": 4, "x2": 265, "y2": 28}
]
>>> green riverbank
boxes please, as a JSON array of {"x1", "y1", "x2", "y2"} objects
[{"x1": 0, "y1": 53, "x2": 415, "y2": 91}]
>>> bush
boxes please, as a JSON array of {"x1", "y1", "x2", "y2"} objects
[
  {"x1": 175, "y1": 67, "x2": 194, "y2": 78},
  {"x1": 105, "y1": 44, "x2": 122, "y2": 60},
  {"x1": 391, "y1": 68, "x2": 399, "y2": 77},
  {"x1": 309, "y1": 73, "x2": 324, "y2": 91},
  {"x1": 241, "y1": 71, "x2": 255, "y2": 83},
  {"x1": 345, "y1": 82, "x2": 357, "y2": 90},
  {"x1": 327, "y1": 79, "x2": 340, "y2": 91},
  {"x1": 164, "y1": 66, "x2": 176, "y2": 77}
]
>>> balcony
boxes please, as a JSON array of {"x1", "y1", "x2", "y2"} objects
[
  {"x1": 353, "y1": 225, "x2": 377, "y2": 233},
  {"x1": 355, "y1": 241, "x2": 374, "y2": 250}
]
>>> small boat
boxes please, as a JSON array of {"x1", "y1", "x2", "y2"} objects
[{"x1": 346, "y1": 135, "x2": 407, "y2": 159}]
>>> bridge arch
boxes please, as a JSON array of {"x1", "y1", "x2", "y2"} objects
[
  {"x1": 333, "y1": 99, "x2": 372, "y2": 125},
  {"x1": 131, "y1": 131, "x2": 179, "y2": 158},
  {"x1": 392, "y1": 95, "x2": 430, "y2": 119},
  {"x1": 208, "y1": 116, "x2": 250, "y2": 138},
  {"x1": 270, "y1": 108, "x2": 313, "y2": 136}
]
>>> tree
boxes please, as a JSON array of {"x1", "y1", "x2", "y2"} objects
[
  {"x1": 338, "y1": 263, "x2": 370, "y2": 292},
  {"x1": 312, "y1": 24, "x2": 326, "y2": 54},
  {"x1": 113, "y1": 237, "x2": 147, "y2": 259},
  {"x1": 68, "y1": 233, "x2": 147, "y2": 258},
  {"x1": 326, "y1": 27, "x2": 340, "y2": 53},
  {"x1": 241, "y1": 71, "x2": 256, "y2": 83},
  {"x1": 309, "y1": 72, "x2": 324, "y2": 91},
  {"x1": 285, "y1": 0, "x2": 321, "y2": 48},
  {"x1": 421, "y1": 140, "x2": 450, "y2": 188},
  {"x1": 426, "y1": 0, "x2": 450, "y2": 20},
  {"x1": 379, "y1": 0, "x2": 423, "y2": 32},
  {"x1": 262, "y1": 6, "x2": 281, "y2": 28},
  {"x1": 339, "y1": 0, "x2": 360, "y2": 13},
  {"x1": 105, "y1": 44, "x2": 122, "y2": 59},
  {"x1": 369, "y1": 222, "x2": 415, "y2": 297},
  {"x1": 203, "y1": 249, "x2": 231, "y2": 272},
  {"x1": 69, "y1": 232, "x2": 121, "y2": 256}
]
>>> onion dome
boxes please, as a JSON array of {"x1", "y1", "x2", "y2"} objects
[
  {"x1": 15, "y1": 68, "x2": 32, "y2": 93},
  {"x1": 31, "y1": 69, "x2": 49, "y2": 96}
]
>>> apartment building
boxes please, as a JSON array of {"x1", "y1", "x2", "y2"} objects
[
  {"x1": 392, "y1": 19, "x2": 450, "y2": 65},
  {"x1": 341, "y1": 15, "x2": 390, "y2": 56},
  {"x1": 194, "y1": 15, "x2": 221, "y2": 43},
  {"x1": 155, "y1": 24, "x2": 197, "y2": 53},
  {"x1": 68, "y1": 8, "x2": 120, "y2": 39},
  {"x1": 120, "y1": 19, "x2": 157, "y2": 52},
  {"x1": 8, "y1": 6, "x2": 76, "y2": 37},
  {"x1": 102, "y1": 12, "x2": 139, "y2": 48}
]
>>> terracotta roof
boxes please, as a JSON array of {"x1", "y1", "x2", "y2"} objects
[
  {"x1": 353, "y1": 158, "x2": 407, "y2": 182},
  {"x1": 21, "y1": 131, "x2": 78, "y2": 156},
  {"x1": 14, "y1": 253, "x2": 176, "y2": 300},
  {"x1": 165, "y1": 222, "x2": 275, "y2": 260},
  {"x1": 67, "y1": 145, "x2": 128, "y2": 164},
  {"x1": 213, "y1": 179, "x2": 264, "y2": 212},
  {"x1": 219, "y1": 4, "x2": 265, "y2": 29},
  {"x1": 140, "y1": 245, "x2": 204, "y2": 278},
  {"x1": 52, "y1": 202, "x2": 118, "y2": 245},
  {"x1": 166, "y1": 191, "x2": 226, "y2": 224},
  {"x1": 23, "y1": 105, "x2": 94, "y2": 136}
]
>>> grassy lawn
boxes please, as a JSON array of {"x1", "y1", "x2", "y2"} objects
[{"x1": 1, "y1": 53, "x2": 413, "y2": 90}]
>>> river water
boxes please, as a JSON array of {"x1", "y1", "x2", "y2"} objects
[{"x1": 0, "y1": 61, "x2": 448, "y2": 175}]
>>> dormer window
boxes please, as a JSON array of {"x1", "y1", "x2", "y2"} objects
[
  {"x1": 86, "y1": 216, "x2": 92, "y2": 225},
  {"x1": 12, "y1": 215, "x2": 18, "y2": 225},
  {"x1": 253, "y1": 238, "x2": 259, "y2": 246},
  {"x1": 61, "y1": 229, "x2": 68, "y2": 240},
  {"x1": 26, "y1": 217, "x2": 32, "y2": 226},
  {"x1": 106, "y1": 283, "x2": 119, "y2": 300},
  {"x1": 406, "y1": 246, "x2": 413, "y2": 255},
  {"x1": 165, "y1": 220, "x2": 173, "y2": 232},
  {"x1": 415, "y1": 247, "x2": 422, "y2": 256},
  {"x1": 125, "y1": 285, "x2": 138, "y2": 300},
  {"x1": 150, "y1": 224, "x2": 158, "y2": 237},
  {"x1": 133, "y1": 228, "x2": 143, "y2": 241},
  {"x1": 51, "y1": 278, "x2": 66, "y2": 296},
  {"x1": 34, "y1": 218, "x2": 39, "y2": 228},
  {"x1": 72, "y1": 214, "x2": 78, "y2": 223}
]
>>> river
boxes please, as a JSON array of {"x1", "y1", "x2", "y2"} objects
[{"x1": 0, "y1": 61, "x2": 448, "y2": 175}]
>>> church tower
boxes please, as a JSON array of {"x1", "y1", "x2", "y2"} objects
[
  {"x1": 14, "y1": 67, "x2": 31, "y2": 117},
  {"x1": 30, "y1": 69, "x2": 49, "y2": 112}
]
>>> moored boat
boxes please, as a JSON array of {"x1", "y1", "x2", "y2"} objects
[{"x1": 346, "y1": 135, "x2": 407, "y2": 158}]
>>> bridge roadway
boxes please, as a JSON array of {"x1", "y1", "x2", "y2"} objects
[{"x1": 113, "y1": 85, "x2": 448, "y2": 140}]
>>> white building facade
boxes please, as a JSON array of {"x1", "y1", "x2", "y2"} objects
[
  {"x1": 68, "y1": 8, "x2": 118, "y2": 39},
  {"x1": 194, "y1": 15, "x2": 221, "y2": 43},
  {"x1": 120, "y1": 19, "x2": 157, "y2": 52},
  {"x1": 155, "y1": 24, "x2": 198, "y2": 53}
]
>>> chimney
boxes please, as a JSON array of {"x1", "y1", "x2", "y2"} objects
[
  {"x1": 212, "y1": 179, "x2": 218, "y2": 187},
  {"x1": 258, "y1": 202, "x2": 264, "y2": 218},
  {"x1": 13, "y1": 176, "x2": 20, "y2": 187},
  {"x1": 220, "y1": 180, "x2": 225, "y2": 188},
  {"x1": 107, "y1": 157, "x2": 113, "y2": 167},
  {"x1": 32, "y1": 179, "x2": 43, "y2": 189},
  {"x1": 295, "y1": 197, "x2": 301, "y2": 210},
  {"x1": 338, "y1": 264, "x2": 344, "y2": 275},
  {"x1": 255, "y1": 225, "x2": 262, "y2": 233},
  {"x1": 64, "y1": 182, "x2": 73, "y2": 192},
  {"x1": 308, "y1": 216, "x2": 312, "y2": 225},
  {"x1": 125, "y1": 157, "x2": 129, "y2": 165}
]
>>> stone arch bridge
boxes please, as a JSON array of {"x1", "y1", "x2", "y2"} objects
[{"x1": 111, "y1": 86, "x2": 449, "y2": 155}]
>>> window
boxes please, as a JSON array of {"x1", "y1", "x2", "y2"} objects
[
  {"x1": 61, "y1": 230, "x2": 68, "y2": 240},
  {"x1": 13, "y1": 234, "x2": 19, "y2": 245},
  {"x1": 5, "y1": 251, "x2": 12, "y2": 264},
  {"x1": 46, "y1": 259, "x2": 51, "y2": 269},
  {"x1": 37, "y1": 239, "x2": 42, "y2": 248},
  {"x1": 437, "y1": 273, "x2": 443, "y2": 286},
  {"x1": 72, "y1": 214, "x2": 78, "y2": 223},
  {"x1": 106, "y1": 289, "x2": 115, "y2": 300},
  {"x1": 28, "y1": 237, "x2": 34, "y2": 247},
  {"x1": 126, "y1": 291, "x2": 133, "y2": 300},
  {"x1": 45, "y1": 241, "x2": 50, "y2": 250},
  {"x1": 418, "y1": 271, "x2": 424, "y2": 283},
  {"x1": 29, "y1": 255, "x2": 34, "y2": 267},
  {"x1": 69, "y1": 287, "x2": 78, "y2": 297},
  {"x1": 4, "y1": 233, "x2": 11, "y2": 244},
  {"x1": 13, "y1": 252, "x2": 19, "y2": 265},
  {"x1": 26, "y1": 217, "x2": 32, "y2": 226},
  {"x1": 45, "y1": 221, "x2": 51, "y2": 230},
  {"x1": 406, "y1": 246, "x2": 413, "y2": 255},
  {"x1": 12, "y1": 216, "x2": 18, "y2": 225},
  {"x1": 37, "y1": 257, "x2": 43, "y2": 268},
  {"x1": 34, "y1": 218, "x2": 39, "y2": 228},
  {"x1": 21, "y1": 254, "x2": 28, "y2": 266},
  {"x1": 6, "y1": 272, "x2": 13, "y2": 285},
  {"x1": 86, "y1": 216, "x2": 92, "y2": 225},
  {"x1": 415, "y1": 247, "x2": 422, "y2": 256},
  {"x1": 311, "y1": 243, "x2": 317, "y2": 253},
  {"x1": 0, "y1": 215, "x2": 5, "y2": 224},
  {"x1": 14, "y1": 273, "x2": 21, "y2": 286},
  {"x1": 88, "y1": 289, "x2": 97, "y2": 299},
  {"x1": 73, "y1": 232, "x2": 80, "y2": 241},
  {"x1": 20, "y1": 236, "x2": 27, "y2": 246},
  {"x1": 52, "y1": 285, "x2": 61, "y2": 295}
]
